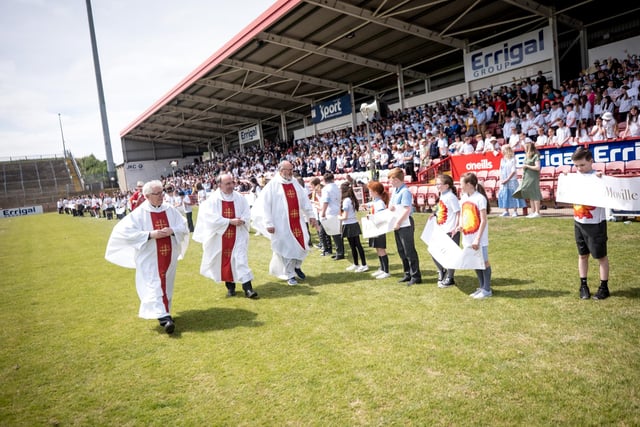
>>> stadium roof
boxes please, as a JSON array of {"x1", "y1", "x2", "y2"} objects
[{"x1": 120, "y1": 0, "x2": 639, "y2": 154}]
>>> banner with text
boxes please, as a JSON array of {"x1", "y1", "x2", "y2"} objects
[
  {"x1": 464, "y1": 26, "x2": 553, "y2": 82},
  {"x1": 447, "y1": 139, "x2": 640, "y2": 181},
  {"x1": 310, "y1": 94, "x2": 352, "y2": 124},
  {"x1": 556, "y1": 174, "x2": 640, "y2": 210},
  {"x1": 1, "y1": 205, "x2": 44, "y2": 219},
  {"x1": 238, "y1": 123, "x2": 262, "y2": 145}
]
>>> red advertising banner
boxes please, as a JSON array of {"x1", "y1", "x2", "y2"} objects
[{"x1": 449, "y1": 152, "x2": 503, "y2": 181}]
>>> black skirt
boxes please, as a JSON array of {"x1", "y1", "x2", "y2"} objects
[
  {"x1": 368, "y1": 234, "x2": 387, "y2": 249},
  {"x1": 341, "y1": 222, "x2": 362, "y2": 238}
]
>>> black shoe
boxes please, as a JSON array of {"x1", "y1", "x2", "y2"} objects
[
  {"x1": 163, "y1": 319, "x2": 175, "y2": 334},
  {"x1": 407, "y1": 278, "x2": 422, "y2": 286},
  {"x1": 321, "y1": 251, "x2": 331, "y2": 256},
  {"x1": 295, "y1": 268, "x2": 306, "y2": 280},
  {"x1": 245, "y1": 290, "x2": 259, "y2": 299},
  {"x1": 226, "y1": 290, "x2": 237, "y2": 298},
  {"x1": 438, "y1": 278, "x2": 456, "y2": 288},
  {"x1": 331, "y1": 254, "x2": 337, "y2": 259},
  {"x1": 398, "y1": 276, "x2": 411, "y2": 283},
  {"x1": 579, "y1": 285, "x2": 591, "y2": 300},
  {"x1": 334, "y1": 255, "x2": 345, "y2": 260},
  {"x1": 592, "y1": 286, "x2": 610, "y2": 300}
]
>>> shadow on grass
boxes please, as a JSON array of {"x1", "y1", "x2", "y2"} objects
[
  {"x1": 172, "y1": 307, "x2": 263, "y2": 334},
  {"x1": 452, "y1": 276, "x2": 570, "y2": 298},
  {"x1": 611, "y1": 287, "x2": 640, "y2": 299},
  {"x1": 255, "y1": 281, "x2": 319, "y2": 299}
]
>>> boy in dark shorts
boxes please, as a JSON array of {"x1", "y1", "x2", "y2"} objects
[{"x1": 571, "y1": 147, "x2": 610, "y2": 300}]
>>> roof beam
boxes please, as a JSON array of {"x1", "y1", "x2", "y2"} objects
[
  {"x1": 304, "y1": 0, "x2": 467, "y2": 50},
  {"x1": 125, "y1": 132, "x2": 208, "y2": 146},
  {"x1": 255, "y1": 32, "x2": 429, "y2": 80},
  {"x1": 221, "y1": 58, "x2": 377, "y2": 97},
  {"x1": 177, "y1": 93, "x2": 306, "y2": 119},
  {"x1": 138, "y1": 122, "x2": 224, "y2": 139},
  {"x1": 502, "y1": 0, "x2": 584, "y2": 29},
  {"x1": 193, "y1": 77, "x2": 314, "y2": 104},
  {"x1": 164, "y1": 105, "x2": 281, "y2": 128}
]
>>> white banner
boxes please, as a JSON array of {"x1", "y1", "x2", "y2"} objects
[
  {"x1": 361, "y1": 209, "x2": 396, "y2": 239},
  {"x1": 320, "y1": 215, "x2": 341, "y2": 236},
  {"x1": 421, "y1": 216, "x2": 485, "y2": 270},
  {"x1": 238, "y1": 124, "x2": 261, "y2": 145},
  {"x1": 464, "y1": 27, "x2": 553, "y2": 82},
  {"x1": 556, "y1": 174, "x2": 640, "y2": 210},
  {"x1": 1, "y1": 205, "x2": 44, "y2": 218}
]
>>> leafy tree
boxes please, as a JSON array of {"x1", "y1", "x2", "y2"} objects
[{"x1": 77, "y1": 154, "x2": 107, "y2": 179}]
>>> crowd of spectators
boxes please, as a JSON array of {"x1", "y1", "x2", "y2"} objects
[{"x1": 59, "y1": 53, "x2": 640, "y2": 217}]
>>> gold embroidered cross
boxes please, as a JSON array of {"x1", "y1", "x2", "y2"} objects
[
  {"x1": 223, "y1": 207, "x2": 234, "y2": 217},
  {"x1": 286, "y1": 188, "x2": 296, "y2": 199},
  {"x1": 154, "y1": 218, "x2": 168, "y2": 229},
  {"x1": 291, "y1": 209, "x2": 299, "y2": 219},
  {"x1": 224, "y1": 229, "x2": 234, "y2": 239},
  {"x1": 293, "y1": 228, "x2": 302, "y2": 238},
  {"x1": 159, "y1": 244, "x2": 171, "y2": 256}
]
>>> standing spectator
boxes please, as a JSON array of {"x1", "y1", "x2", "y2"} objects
[
  {"x1": 193, "y1": 173, "x2": 257, "y2": 299},
  {"x1": 258, "y1": 161, "x2": 318, "y2": 286},
  {"x1": 105, "y1": 180, "x2": 190, "y2": 334},
  {"x1": 431, "y1": 174, "x2": 461, "y2": 288},
  {"x1": 129, "y1": 181, "x2": 145, "y2": 211},
  {"x1": 622, "y1": 105, "x2": 640, "y2": 137},
  {"x1": 196, "y1": 182, "x2": 207, "y2": 205},
  {"x1": 182, "y1": 191, "x2": 194, "y2": 232},
  {"x1": 339, "y1": 182, "x2": 368, "y2": 273},
  {"x1": 601, "y1": 112, "x2": 619, "y2": 139},
  {"x1": 498, "y1": 145, "x2": 526, "y2": 217},
  {"x1": 366, "y1": 181, "x2": 391, "y2": 279},
  {"x1": 571, "y1": 147, "x2": 610, "y2": 300},
  {"x1": 320, "y1": 172, "x2": 345, "y2": 260},
  {"x1": 458, "y1": 172, "x2": 492, "y2": 299},
  {"x1": 589, "y1": 116, "x2": 606, "y2": 141},
  {"x1": 388, "y1": 168, "x2": 422, "y2": 285},
  {"x1": 514, "y1": 142, "x2": 543, "y2": 218}
]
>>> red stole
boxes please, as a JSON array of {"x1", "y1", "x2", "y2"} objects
[
  {"x1": 220, "y1": 200, "x2": 236, "y2": 282},
  {"x1": 150, "y1": 211, "x2": 172, "y2": 312},
  {"x1": 282, "y1": 183, "x2": 305, "y2": 249}
]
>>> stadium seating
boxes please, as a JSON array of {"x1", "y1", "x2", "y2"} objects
[
  {"x1": 484, "y1": 180, "x2": 498, "y2": 201},
  {"x1": 426, "y1": 186, "x2": 439, "y2": 209},
  {"x1": 605, "y1": 161, "x2": 625, "y2": 176},
  {"x1": 624, "y1": 159, "x2": 640, "y2": 176}
]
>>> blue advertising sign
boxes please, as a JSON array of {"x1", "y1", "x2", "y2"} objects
[
  {"x1": 310, "y1": 94, "x2": 352, "y2": 124},
  {"x1": 514, "y1": 139, "x2": 640, "y2": 167}
]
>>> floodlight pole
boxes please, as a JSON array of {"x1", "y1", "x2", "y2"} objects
[
  {"x1": 85, "y1": 0, "x2": 116, "y2": 184},
  {"x1": 58, "y1": 113, "x2": 67, "y2": 158}
]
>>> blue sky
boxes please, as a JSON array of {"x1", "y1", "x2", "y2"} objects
[{"x1": 0, "y1": 0, "x2": 274, "y2": 164}]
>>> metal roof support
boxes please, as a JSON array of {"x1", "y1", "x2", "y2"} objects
[
  {"x1": 280, "y1": 114, "x2": 287, "y2": 143},
  {"x1": 550, "y1": 15, "x2": 561, "y2": 88},
  {"x1": 579, "y1": 28, "x2": 589, "y2": 72},
  {"x1": 396, "y1": 64, "x2": 405, "y2": 111},
  {"x1": 349, "y1": 84, "x2": 357, "y2": 135}
]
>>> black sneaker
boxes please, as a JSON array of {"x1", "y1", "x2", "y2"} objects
[
  {"x1": 245, "y1": 290, "x2": 259, "y2": 299},
  {"x1": 592, "y1": 286, "x2": 610, "y2": 300},
  {"x1": 438, "y1": 278, "x2": 456, "y2": 288},
  {"x1": 579, "y1": 285, "x2": 591, "y2": 300}
]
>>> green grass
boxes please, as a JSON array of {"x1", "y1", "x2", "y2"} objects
[{"x1": 1, "y1": 210, "x2": 639, "y2": 426}]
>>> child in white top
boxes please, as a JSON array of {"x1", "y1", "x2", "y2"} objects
[
  {"x1": 366, "y1": 181, "x2": 391, "y2": 279},
  {"x1": 432, "y1": 174, "x2": 461, "y2": 288},
  {"x1": 458, "y1": 172, "x2": 492, "y2": 299}
]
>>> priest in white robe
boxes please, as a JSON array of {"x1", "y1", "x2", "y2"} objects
[
  {"x1": 253, "y1": 161, "x2": 318, "y2": 285},
  {"x1": 193, "y1": 173, "x2": 257, "y2": 298},
  {"x1": 105, "y1": 180, "x2": 189, "y2": 334}
]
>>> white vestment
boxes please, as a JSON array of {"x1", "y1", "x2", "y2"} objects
[
  {"x1": 192, "y1": 189, "x2": 253, "y2": 284},
  {"x1": 252, "y1": 174, "x2": 314, "y2": 278},
  {"x1": 105, "y1": 201, "x2": 189, "y2": 319}
]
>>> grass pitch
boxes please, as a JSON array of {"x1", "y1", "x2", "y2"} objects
[{"x1": 1, "y1": 209, "x2": 639, "y2": 426}]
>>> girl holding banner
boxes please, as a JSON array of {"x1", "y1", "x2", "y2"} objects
[
  {"x1": 365, "y1": 181, "x2": 391, "y2": 279},
  {"x1": 432, "y1": 175, "x2": 461, "y2": 288},
  {"x1": 459, "y1": 172, "x2": 493, "y2": 299}
]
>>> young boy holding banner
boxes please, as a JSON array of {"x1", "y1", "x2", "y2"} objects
[{"x1": 571, "y1": 147, "x2": 610, "y2": 300}]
